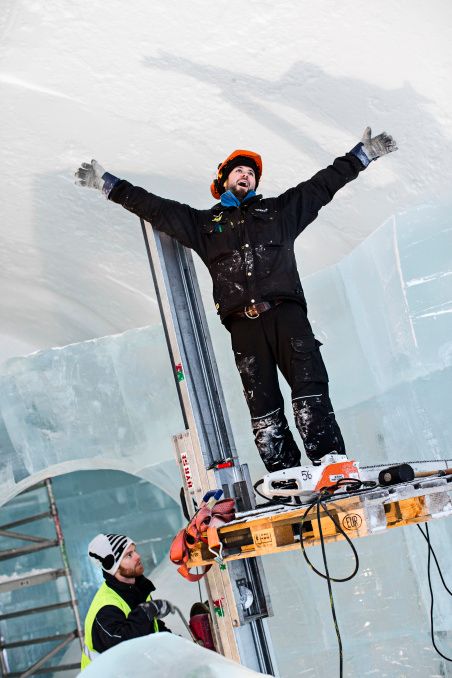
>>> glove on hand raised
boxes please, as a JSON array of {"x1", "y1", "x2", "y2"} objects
[
  {"x1": 139, "y1": 599, "x2": 174, "y2": 621},
  {"x1": 74, "y1": 159, "x2": 106, "y2": 192},
  {"x1": 361, "y1": 127, "x2": 397, "y2": 160}
]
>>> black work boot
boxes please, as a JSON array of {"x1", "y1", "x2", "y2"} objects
[
  {"x1": 252, "y1": 408, "x2": 302, "y2": 472},
  {"x1": 292, "y1": 395, "x2": 346, "y2": 463}
]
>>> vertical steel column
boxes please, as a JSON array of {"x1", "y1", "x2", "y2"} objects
[{"x1": 141, "y1": 220, "x2": 277, "y2": 675}]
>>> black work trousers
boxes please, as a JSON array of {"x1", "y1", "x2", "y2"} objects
[{"x1": 226, "y1": 301, "x2": 345, "y2": 472}]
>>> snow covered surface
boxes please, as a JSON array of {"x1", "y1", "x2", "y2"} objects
[
  {"x1": 78, "y1": 633, "x2": 270, "y2": 677},
  {"x1": 1, "y1": 2, "x2": 452, "y2": 677}
]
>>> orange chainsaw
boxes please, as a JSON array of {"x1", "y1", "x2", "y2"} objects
[
  {"x1": 258, "y1": 454, "x2": 361, "y2": 503},
  {"x1": 258, "y1": 456, "x2": 452, "y2": 504}
]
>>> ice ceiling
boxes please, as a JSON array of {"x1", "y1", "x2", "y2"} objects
[{"x1": 1, "y1": 0, "x2": 451, "y2": 365}]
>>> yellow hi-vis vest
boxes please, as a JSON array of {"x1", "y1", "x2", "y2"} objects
[{"x1": 80, "y1": 581, "x2": 159, "y2": 670}]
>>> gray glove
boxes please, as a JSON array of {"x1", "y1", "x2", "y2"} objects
[
  {"x1": 74, "y1": 159, "x2": 107, "y2": 191},
  {"x1": 361, "y1": 127, "x2": 398, "y2": 161},
  {"x1": 139, "y1": 599, "x2": 175, "y2": 621}
]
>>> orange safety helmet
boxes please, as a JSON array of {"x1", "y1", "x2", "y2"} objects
[{"x1": 210, "y1": 149, "x2": 263, "y2": 199}]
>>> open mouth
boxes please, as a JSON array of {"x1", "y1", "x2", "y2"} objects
[{"x1": 238, "y1": 181, "x2": 248, "y2": 188}]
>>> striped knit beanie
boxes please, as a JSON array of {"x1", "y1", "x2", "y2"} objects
[{"x1": 88, "y1": 533, "x2": 134, "y2": 575}]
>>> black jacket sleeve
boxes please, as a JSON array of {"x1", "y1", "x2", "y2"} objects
[
  {"x1": 108, "y1": 181, "x2": 203, "y2": 254},
  {"x1": 274, "y1": 152, "x2": 366, "y2": 239},
  {"x1": 91, "y1": 604, "x2": 168, "y2": 653}
]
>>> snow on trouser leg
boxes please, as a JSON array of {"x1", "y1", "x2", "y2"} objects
[
  {"x1": 251, "y1": 408, "x2": 302, "y2": 472},
  {"x1": 292, "y1": 394, "x2": 346, "y2": 462}
]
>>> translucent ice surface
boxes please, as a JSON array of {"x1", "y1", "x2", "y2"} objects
[
  {"x1": 0, "y1": 324, "x2": 184, "y2": 505},
  {"x1": 307, "y1": 202, "x2": 452, "y2": 465}
]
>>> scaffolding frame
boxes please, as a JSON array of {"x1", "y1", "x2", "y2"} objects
[{"x1": 0, "y1": 479, "x2": 83, "y2": 677}]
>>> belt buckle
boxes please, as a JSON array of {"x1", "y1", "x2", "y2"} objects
[{"x1": 244, "y1": 305, "x2": 259, "y2": 319}]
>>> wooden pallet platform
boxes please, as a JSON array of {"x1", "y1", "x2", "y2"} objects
[{"x1": 187, "y1": 475, "x2": 452, "y2": 567}]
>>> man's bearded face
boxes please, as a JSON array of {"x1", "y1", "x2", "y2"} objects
[
  {"x1": 223, "y1": 165, "x2": 256, "y2": 198},
  {"x1": 118, "y1": 544, "x2": 144, "y2": 579}
]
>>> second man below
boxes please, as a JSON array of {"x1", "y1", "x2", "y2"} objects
[{"x1": 81, "y1": 533, "x2": 173, "y2": 670}]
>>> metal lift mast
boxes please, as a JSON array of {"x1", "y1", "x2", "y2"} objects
[{"x1": 140, "y1": 219, "x2": 277, "y2": 676}]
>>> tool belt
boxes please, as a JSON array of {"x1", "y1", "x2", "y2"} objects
[
  {"x1": 169, "y1": 499, "x2": 236, "y2": 581},
  {"x1": 231, "y1": 299, "x2": 283, "y2": 319}
]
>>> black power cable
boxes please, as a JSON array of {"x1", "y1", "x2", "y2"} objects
[
  {"x1": 254, "y1": 475, "x2": 369, "y2": 678},
  {"x1": 417, "y1": 523, "x2": 452, "y2": 662},
  {"x1": 253, "y1": 479, "x2": 294, "y2": 507},
  {"x1": 299, "y1": 479, "x2": 362, "y2": 678},
  {"x1": 253, "y1": 476, "x2": 377, "y2": 676}
]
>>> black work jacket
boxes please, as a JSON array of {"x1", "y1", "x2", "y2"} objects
[
  {"x1": 109, "y1": 152, "x2": 365, "y2": 321},
  {"x1": 91, "y1": 573, "x2": 168, "y2": 653}
]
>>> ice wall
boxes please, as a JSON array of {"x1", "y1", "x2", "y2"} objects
[
  {"x1": 309, "y1": 202, "x2": 452, "y2": 464},
  {"x1": 0, "y1": 325, "x2": 184, "y2": 506},
  {"x1": 1, "y1": 203, "x2": 451, "y2": 676}
]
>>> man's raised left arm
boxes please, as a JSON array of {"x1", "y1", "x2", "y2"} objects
[{"x1": 275, "y1": 127, "x2": 397, "y2": 238}]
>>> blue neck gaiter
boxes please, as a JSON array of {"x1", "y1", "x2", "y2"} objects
[{"x1": 220, "y1": 190, "x2": 256, "y2": 208}]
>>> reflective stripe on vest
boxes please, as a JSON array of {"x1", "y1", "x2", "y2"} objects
[
  {"x1": 82, "y1": 644, "x2": 98, "y2": 662},
  {"x1": 80, "y1": 582, "x2": 159, "y2": 670}
]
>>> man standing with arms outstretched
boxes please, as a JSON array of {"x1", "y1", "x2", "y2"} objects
[{"x1": 75, "y1": 128, "x2": 397, "y2": 472}]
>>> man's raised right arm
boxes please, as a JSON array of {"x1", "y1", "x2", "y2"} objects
[{"x1": 75, "y1": 160, "x2": 202, "y2": 253}]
